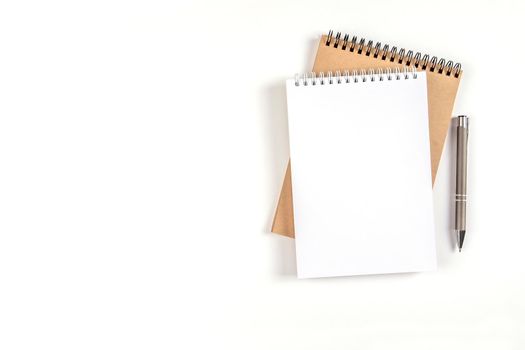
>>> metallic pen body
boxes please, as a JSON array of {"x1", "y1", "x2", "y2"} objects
[{"x1": 455, "y1": 115, "x2": 469, "y2": 251}]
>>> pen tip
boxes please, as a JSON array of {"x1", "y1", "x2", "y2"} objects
[
  {"x1": 459, "y1": 248, "x2": 462, "y2": 252},
  {"x1": 457, "y1": 230, "x2": 466, "y2": 253}
]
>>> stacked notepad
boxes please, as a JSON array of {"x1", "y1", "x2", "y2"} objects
[
  {"x1": 286, "y1": 69, "x2": 436, "y2": 278},
  {"x1": 274, "y1": 31, "x2": 462, "y2": 278}
]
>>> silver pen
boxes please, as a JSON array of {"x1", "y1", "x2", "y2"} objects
[{"x1": 455, "y1": 115, "x2": 469, "y2": 252}]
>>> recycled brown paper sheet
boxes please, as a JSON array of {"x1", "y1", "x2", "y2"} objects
[{"x1": 272, "y1": 34, "x2": 462, "y2": 238}]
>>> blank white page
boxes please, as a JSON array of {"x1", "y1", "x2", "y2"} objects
[{"x1": 286, "y1": 70, "x2": 436, "y2": 278}]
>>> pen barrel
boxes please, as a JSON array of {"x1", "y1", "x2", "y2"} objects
[{"x1": 455, "y1": 116, "x2": 468, "y2": 231}]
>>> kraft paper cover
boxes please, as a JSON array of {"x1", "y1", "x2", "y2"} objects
[{"x1": 272, "y1": 35, "x2": 462, "y2": 238}]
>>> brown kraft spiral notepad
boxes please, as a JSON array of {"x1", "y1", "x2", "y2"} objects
[{"x1": 272, "y1": 31, "x2": 462, "y2": 238}]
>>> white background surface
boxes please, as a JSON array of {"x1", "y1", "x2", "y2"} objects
[{"x1": 0, "y1": 0, "x2": 524, "y2": 349}]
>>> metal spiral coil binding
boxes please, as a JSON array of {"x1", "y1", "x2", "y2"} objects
[
  {"x1": 294, "y1": 67, "x2": 418, "y2": 87},
  {"x1": 326, "y1": 30, "x2": 462, "y2": 78}
]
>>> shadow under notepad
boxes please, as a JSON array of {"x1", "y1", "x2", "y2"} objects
[{"x1": 260, "y1": 81, "x2": 297, "y2": 277}]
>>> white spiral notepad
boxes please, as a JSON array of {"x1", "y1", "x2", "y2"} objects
[{"x1": 286, "y1": 69, "x2": 436, "y2": 278}]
